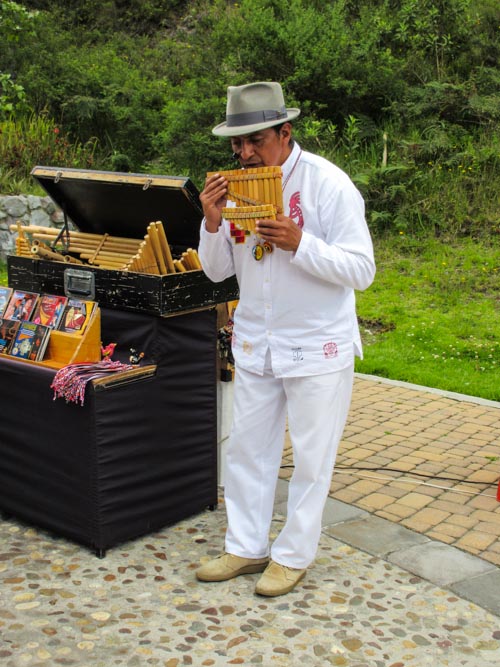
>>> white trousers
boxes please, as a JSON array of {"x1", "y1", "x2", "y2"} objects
[{"x1": 224, "y1": 359, "x2": 354, "y2": 569}]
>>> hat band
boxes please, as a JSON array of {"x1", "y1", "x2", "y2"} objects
[{"x1": 226, "y1": 106, "x2": 288, "y2": 128}]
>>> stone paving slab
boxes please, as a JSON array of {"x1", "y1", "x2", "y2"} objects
[
  {"x1": 323, "y1": 514, "x2": 430, "y2": 557},
  {"x1": 450, "y1": 570, "x2": 500, "y2": 619},
  {"x1": 387, "y1": 541, "x2": 497, "y2": 589},
  {"x1": 1, "y1": 506, "x2": 500, "y2": 667},
  {"x1": 321, "y1": 498, "x2": 370, "y2": 526},
  {"x1": 275, "y1": 486, "x2": 370, "y2": 527}
]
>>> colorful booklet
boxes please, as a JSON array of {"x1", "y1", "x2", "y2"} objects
[
  {"x1": 57, "y1": 299, "x2": 96, "y2": 334},
  {"x1": 0, "y1": 318, "x2": 21, "y2": 354},
  {"x1": 31, "y1": 294, "x2": 68, "y2": 329},
  {"x1": 0, "y1": 287, "x2": 13, "y2": 317},
  {"x1": 3, "y1": 289, "x2": 40, "y2": 322},
  {"x1": 9, "y1": 321, "x2": 51, "y2": 362}
]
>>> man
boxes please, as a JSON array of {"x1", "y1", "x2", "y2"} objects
[{"x1": 197, "y1": 82, "x2": 375, "y2": 596}]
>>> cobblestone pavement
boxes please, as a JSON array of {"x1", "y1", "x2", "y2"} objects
[
  {"x1": 281, "y1": 374, "x2": 500, "y2": 566},
  {"x1": 1, "y1": 502, "x2": 499, "y2": 667}
]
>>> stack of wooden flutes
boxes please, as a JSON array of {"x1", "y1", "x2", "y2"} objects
[{"x1": 10, "y1": 221, "x2": 202, "y2": 275}]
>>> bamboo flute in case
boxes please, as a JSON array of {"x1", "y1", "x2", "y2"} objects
[
  {"x1": 153, "y1": 221, "x2": 175, "y2": 273},
  {"x1": 11, "y1": 224, "x2": 139, "y2": 246},
  {"x1": 187, "y1": 248, "x2": 202, "y2": 270},
  {"x1": 138, "y1": 239, "x2": 160, "y2": 274},
  {"x1": 147, "y1": 223, "x2": 168, "y2": 275},
  {"x1": 173, "y1": 259, "x2": 186, "y2": 272},
  {"x1": 30, "y1": 240, "x2": 83, "y2": 264},
  {"x1": 11, "y1": 221, "x2": 203, "y2": 276}
]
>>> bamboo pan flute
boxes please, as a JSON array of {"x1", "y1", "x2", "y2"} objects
[
  {"x1": 11, "y1": 222, "x2": 202, "y2": 275},
  {"x1": 220, "y1": 204, "x2": 276, "y2": 235},
  {"x1": 207, "y1": 166, "x2": 283, "y2": 214}
]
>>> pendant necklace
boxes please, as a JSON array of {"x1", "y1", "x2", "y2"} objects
[
  {"x1": 252, "y1": 149, "x2": 303, "y2": 261},
  {"x1": 252, "y1": 241, "x2": 273, "y2": 261},
  {"x1": 282, "y1": 148, "x2": 303, "y2": 192}
]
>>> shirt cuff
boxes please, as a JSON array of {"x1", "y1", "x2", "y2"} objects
[
  {"x1": 201, "y1": 219, "x2": 225, "y2": 236},
  {"x1": 292, "y1": 230, "x2": 312, "y2": 264}
]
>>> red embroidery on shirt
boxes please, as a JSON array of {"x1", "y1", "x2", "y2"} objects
[
  {"x1": 323, "y1": 342, "x2": 338, "y2": 359},
  {"x1": 229, "y1": 222, "x2": 246, "y2": 243},
  {"x1": 289, "y1": 191, "x2": 304, "y2": 229}
]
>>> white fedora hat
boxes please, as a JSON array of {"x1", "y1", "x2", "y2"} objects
[{"x1": 212, "y1": 81, "x2": 300, "y2": 137}]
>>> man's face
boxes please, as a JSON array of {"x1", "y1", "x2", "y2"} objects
[{"x1": 230, "y1": 124, "x2": 292, "y2": 168}]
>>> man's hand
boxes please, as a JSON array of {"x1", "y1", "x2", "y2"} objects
[
  {"x1": 255, "y1": 213, "x2": 303, "y2": 252},
  {"x1": 200, "y1": 174, "x2": 228, "y2": 233}
]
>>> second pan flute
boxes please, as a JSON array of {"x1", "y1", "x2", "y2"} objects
[{"x1": 221, "y1": 204, "x2": 276, "y2": 235}]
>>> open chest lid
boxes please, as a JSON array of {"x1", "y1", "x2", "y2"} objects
[{"x1": 31, "y1": 166, "x2": 203, "y2": 247}]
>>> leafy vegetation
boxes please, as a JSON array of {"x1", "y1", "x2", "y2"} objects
[
  {"x1": 0, "y1": 113, "x2": 98, "y2": 193},
  {"x1": 1, "y1": 0, "x2": 498, "y2": 237}
]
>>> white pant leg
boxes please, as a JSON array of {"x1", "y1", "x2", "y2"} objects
[
  {"x1": 271, "y1": 364, "x2": 354, "y2": 569},
  {"x1": 224, "y1": 363, "x2": 287, "y2": 559}
]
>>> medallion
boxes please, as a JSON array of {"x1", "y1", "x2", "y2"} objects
[{"x1": 252, "y1": 244, "x2": 264, "y2": 261}]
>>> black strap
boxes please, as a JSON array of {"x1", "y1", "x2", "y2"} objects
[{"x1": 51, "y1": 206, "x2": 71, "y2": 253}]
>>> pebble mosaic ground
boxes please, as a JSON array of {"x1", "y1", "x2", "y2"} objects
[{"x1": 1, "y1": 506, "x2": 500, "y2": 667}]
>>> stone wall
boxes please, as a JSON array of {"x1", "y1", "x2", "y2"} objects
[{"x1": 0, "y1": 195, "x2": 64, "y2": 262}]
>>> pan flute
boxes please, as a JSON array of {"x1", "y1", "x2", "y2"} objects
[
  {"x1": 207, "y1": 166, "x2": 283, "y2": 239},
  {"x1": 208, "y1": 166, "x2": 283, "y2": 213}
]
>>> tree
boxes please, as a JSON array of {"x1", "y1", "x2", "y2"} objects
[{"x1": 0, "y1": 0, "x2": 36, "y2": 116}]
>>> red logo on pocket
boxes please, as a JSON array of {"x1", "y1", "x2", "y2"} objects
[{"x1": 323, "y1": 341, "x2": 338, "y2": 359}]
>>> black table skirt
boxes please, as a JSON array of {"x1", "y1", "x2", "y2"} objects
[{"x1": 0, "y1": 308, "x2": 218, "y2": 555}]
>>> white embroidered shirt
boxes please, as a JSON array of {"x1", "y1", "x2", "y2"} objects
[{"x1": 199, "y1": 142, "x2": 376, "y2": 377}]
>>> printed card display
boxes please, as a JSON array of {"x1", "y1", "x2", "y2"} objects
[
  {"x1": 2, "y1": 290, "x2": 39, "y2": 322},
  {"x1": 0, "y1": 287, "x2": 13, "y2": 316},
  {"x1": 31, "y1": 294, "x2": 68, "y2": 329},
  {"x1": 0, "y1": 318, "x2": 21, "y2": 354},
  {"x1": 57, "y1": 299, "x2": 97, "y2": 334},
  {"x1": 9, "y1": 321, "x2": 51, "y2": 362}
]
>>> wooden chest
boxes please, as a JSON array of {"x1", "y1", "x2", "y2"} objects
[{"x1": 8, "y1": 166, "x2": 238, "y2": 317}]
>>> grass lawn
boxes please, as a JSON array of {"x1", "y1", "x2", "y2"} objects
[{"x1": 355, "y1": 235, "x2": 499, "y2": 401}]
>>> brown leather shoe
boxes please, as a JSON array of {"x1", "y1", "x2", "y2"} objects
[
  {"x1": 255, "y1": 560, "x2": 306, "y2": 596},
  {"x1": 196, "y1": 553, "x2": 269, "y2": 582}
]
